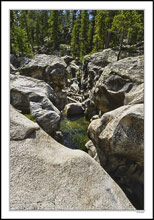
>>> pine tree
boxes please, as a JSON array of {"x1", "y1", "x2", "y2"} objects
[
  {"x1": 48, "y1": 10, "x2": 60, "y2": 53},
  {"x1": 87, "y1": 10, "x2": 96, "y2": 53},
  {"x1": 71, "y1": 11, "x2": 81, "y2": 59},
  {"x1": 70, "y1": 10, "x2": 77, "y2": 33},
  {"x1": 10, "y1": 10, "x2": 33, "y2": 57},
  {"x1": 111, "y1": 10, "x2": 143, "y2": 60},
  {"x1": 63, "y1": 10, "x2": 71, "y2": 44},
  {"x1": 105, "y1": 10, "x2": 119, "y2": 48},
  {"x1": 40, "y1": 10, "x2": 49, "y2": 42},
  {"x1": 79, "y1": 10, "x2": 89, "y2": 61},
  {"x1": 92, "y1": 10, "x2": 108, "y2": 53}
]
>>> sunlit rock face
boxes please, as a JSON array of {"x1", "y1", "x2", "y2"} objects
[
  {"x1": 90, "y1": 55, "x2": 144, "y2": 113},
  {"x1": 88, "y1": 104, "x2": 144, "y2": 209},
  {"x1": 10, "y1": 106, "x2": 134, "y2": 210},
  {"x1": 19, "y1": 54, "x2": 68, "y2": 91}
]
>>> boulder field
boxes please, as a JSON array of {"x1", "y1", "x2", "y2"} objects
[{"x1": 10, "y1": 45, "x2": 144, "y2": 210}]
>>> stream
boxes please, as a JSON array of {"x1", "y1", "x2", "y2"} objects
[{"x1": 60, "y1": 113, "x2": 89, "y2": 152}]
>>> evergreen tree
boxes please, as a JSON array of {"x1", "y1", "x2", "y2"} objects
[
  {"x1": 71, "y1": 11, "x2": 81, "y2": 59},
  {"x1": 70, "y1": 10, "x2": 77, "y2": 33},
  {"x1": 87, "y1": 10, "x2": 96, "y2": 53},
  {"x1": 105, "y1": 10, "x2": 119, "y2": 48},
  {"x1": 40, "y1": 10, "x2": 49, "y2": 41},
  {"x1": 111, "y1": 10, "x2": 143, "y2": 60},
  {"x1": 79, "y1": 10, "x2": 89, "y2": 61},
  {"x1": 10, "y1": 10, "x2": 144, "y2": 59},
  {"x1": 48, "y1": 10, "x2": 60, "y2": 53},
  {"x1": 93, "y1": 10, "x2": 108, "y2": 52},
  {"x1": 10, "y1": 10, "x2": 33, "y2": 57},
  {"x1": 63, "y1": 10, "x2": 72, "y2": 44}
]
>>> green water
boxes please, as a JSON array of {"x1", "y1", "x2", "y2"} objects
[{"x1": 60, "y1": 114, "x2": 90, "y2": 151}]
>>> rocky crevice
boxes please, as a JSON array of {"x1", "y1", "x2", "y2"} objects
[{"x1": 10, "y1": 43, "x2": 144, "y2": 210}]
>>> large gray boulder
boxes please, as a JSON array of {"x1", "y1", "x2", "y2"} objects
[
  {"x1": 30, "y1": 100, "x2": 60, "y2": 136},
  {"x1": 91, "y1": 55, "x2": 144, "y2": 113},
  {"x1": 10, "y1": 107, "x2": 134, "y2": 210},
  {"x1": 88, "y1": 104, "x2": 144, "y2": 163},
  {"x1": 10, "y1": 74, "x2": 62, "y2": 136},
  {"x1": 82, "y1": 48, "x2": 118, "y2": 94},
  {"x1": 83, "y1": 48, "x2": 118, "y2": 76},
  {"x1": 10, "y1": 105, "x2": 39, "y2": 140},
  {"x1": 10, "y1": 74, "x2": 62, "y2": 111},
  {"x1": 88, "y1": 104, "x2": 144, "y2": 209},
  {"x1": 19, "y1": 54, "x2": 67, "y2": 91}
]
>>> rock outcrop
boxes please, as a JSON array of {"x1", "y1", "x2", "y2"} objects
[
  {"x1": 10, "y1": 105, "x2": 39, "y2": 140},
  {"x1": 82, "y1": 48, "x2": 118, "y2": 94},
  {"x1": 19, "y1": 54, "x2": 68, "y2": 91},
  {"x1": 10, "y1": 106, "x2": 134, "y2": 210},
  {"x1": 88, "y1": 104, "x2": 144, "y2": 209},
  {"x1": 90, "y1": 55, "x2": 144, "y2": 114},
  {"x1": 10, "y1": 74, "x2": 62, "y2": 137}
]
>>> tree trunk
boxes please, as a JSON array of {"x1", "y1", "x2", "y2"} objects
[
  {"x1": 105, "y1": 31, "x2": 112, "y2": 48},
  {"x1": 117, "y1": 32, "x2": 124, "y2": 61}
]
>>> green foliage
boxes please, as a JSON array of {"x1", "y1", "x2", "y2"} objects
[
  {"x1": 60, "y1": 115, "x2": 89, "y2": 151},
  {"x1": 79, "y1": 10, "x2": 89, "y2": 61},
  {"x1": 71, "y1": 11, "x2": 81, "y2": 59},
  {"x1": 10, "y1": 10, "x2": 33, "y2": 57},
  {"x1": 111, "y1": 10, "x2": 143, "y2": 44},
  {"x1": 87, "y1": 10, "x2": 96, "y2": 53},
  {"x1": 24, "y1": 114, "x2": 36, "y2": 122},
  {"x1": 92, "y1": 10, "x2": 108, "y2": 52},
  {"x1": 48, "y1": 10, "x2": 60, "y2": 53},
  {"x1": 10, "y1": 10, "x2": 144, "y2": 59}
]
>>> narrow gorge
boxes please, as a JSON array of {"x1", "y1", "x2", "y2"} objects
[{"x1": 10, "y1": 41, "x2": 144, "y2": 210}]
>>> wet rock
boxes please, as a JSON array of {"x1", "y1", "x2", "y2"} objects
[{"x1": 10, "y1": 108, "x2": 134, "y2": 210}]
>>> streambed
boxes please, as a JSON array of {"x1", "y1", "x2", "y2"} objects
[{"x1": 60, "y1": 114, "x2": 89, "y2": 152}]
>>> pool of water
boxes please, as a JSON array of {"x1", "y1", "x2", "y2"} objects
[{"x1": 60, "y1": 114, "x2": 90, "y2": 151}]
